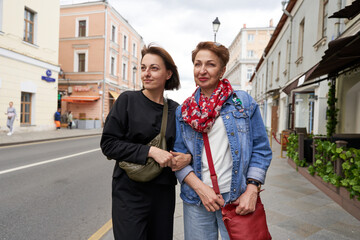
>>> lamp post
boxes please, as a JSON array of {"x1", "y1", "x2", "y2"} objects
[
  {"x1": 132, "y1": 66, "x2": 137, "y2": 90},
  {"x1": 212, "y1": 17, "x2": 220, "y2": 42}
]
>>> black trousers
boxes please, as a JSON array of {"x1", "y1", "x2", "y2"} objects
[{"x1": 112, "y1": 176, "x2": 175, "y2": 240}]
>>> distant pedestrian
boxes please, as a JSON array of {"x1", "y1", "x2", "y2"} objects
[
  {"x1": 5, "y1": 101, "x2": 17, "y2": 136},
  {"x1": 67, "y1": 111, "x2": 73, "y2": 129},
  {"x1": 54, "y1": 108, "x2": 61, "y2": 130}
]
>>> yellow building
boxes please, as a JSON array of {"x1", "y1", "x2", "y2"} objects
[{"x1": 0, "y1": 0, "x2": 60, "y2": 133}]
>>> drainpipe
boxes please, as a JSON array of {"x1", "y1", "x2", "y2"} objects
[
  {"x1": 102, "y1": 1, "x2": 108, "y2": 126},
  {"x1": 264, "y1": 52, "x2": 269, "y2": 129},
  {"x1": 283, "y1": 3, "x2": 293, "y2": 129}
]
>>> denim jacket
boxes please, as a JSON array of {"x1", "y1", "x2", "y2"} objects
[{"x1": 174, "y1": 89, "x2": 272, "y2": 205}]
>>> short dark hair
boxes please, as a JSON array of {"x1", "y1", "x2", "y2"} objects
[
  {"x1": 141, "y1": 44, "x2": 180, "y2": 90},
  {"x1": 191, "y1": 41, "x2": 229, "y2": 68}
]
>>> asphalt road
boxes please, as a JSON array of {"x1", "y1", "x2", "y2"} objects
[{"x1": 0, "y1": 136, "x2": 114, "y2": 240}]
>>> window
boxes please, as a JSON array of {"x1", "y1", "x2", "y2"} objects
[
  {"x1": 246, "y1": 68, "x2": 253, "y2": 80},
  {"x1": 298, "y1": 19, "x2": 305, "y2": 58},
  {"x1": 24, "y1": 8, "x2": 35, "y2": 43},
  {"x1": 248, "y1": 34, "x2": 254, "y2": 42},
  {"x1": 78, "y1": 53, "x2": 85, "y2": 72},
  {"x1": 111, "y1": 25, "x2": 116, "y2": 42},
  {"x1": 247, "y1": 50, "x2": 254, "y2": 58},
  {"x1": 109, "y1": 93, "x2": 115, "y2": 110},
  {"x1": 76, "y1": 17, "x2": 88, "y2": 37},
  {"x1": 122, "y1": 62, "x2": 127, "y2": 81},
  {"x1": 277, "y1": 52, "x2": 281, "y2": 80},
  {"x1": 132, "y1": 43, "x2": 137, "y2": 57},
  {"x1": 21, "y1": 92, "x2": 31, "y2": 125},
  {"x1": 322, "y1": 0, "x2": 328, "y2": 37},
  {"x1": 74, "y1": 50, "x2": 88, "y2": 72},
  {"x1": 79, "y1": 20, "x2": 86, "y2": 37},
  {"x1": 111, "y1": 57, "x2": 115, "y2": 75},
  {"x1": 123, "y1": 35, "x2": 127, "y2": 50},
  {"x1": 270, "y1": 61, "x2": 274, "y2": 86},
  {"x1": 132, "y1": 66, "x2": 137, "y2": 87}
]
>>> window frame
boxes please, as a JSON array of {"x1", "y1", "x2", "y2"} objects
[
  {"x1": 111, "y1": 24, "x2": 117, "y2": 43},
  {"x1": 76, "y1": 17, "x2": 89, "y2": 37},
  {"x1": 20, "y1": 92, "x2": 32, "y2": 125},
  {"x1": 24, "y1": 8, "x2": 36, "y2": 44},
  {"x1": 74, "y1": 50, "x2": 88, "y2": 72},
  {"x1": 123, "y1": 34, "x2": 128, "y2": 51},
  {"x1": 122, "y1": 61, "x2": 128, "y2": 81}
]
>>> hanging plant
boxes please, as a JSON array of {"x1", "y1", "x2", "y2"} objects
[{"x1": 326, "y1": 80, "x2": 339, "y2": 137}]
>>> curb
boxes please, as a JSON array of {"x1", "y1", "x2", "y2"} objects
[{"x1": 0, "y1": 133, "x2": 102, "y2": 147}]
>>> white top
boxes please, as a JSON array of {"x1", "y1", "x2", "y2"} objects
[{"x1": 201, "y1": 116, "x2": 233, "y2": 193}]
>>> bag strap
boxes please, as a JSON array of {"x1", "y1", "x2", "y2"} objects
[
  {"x1": 202, "y1": 133, "x2": 220, "y2": 194},
  {"x1": 160, "y1": 99, "x2": 168, "y2": 138}
]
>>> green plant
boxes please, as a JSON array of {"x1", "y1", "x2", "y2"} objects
[
  {"x1": 286, "y1": 133, "x2": 307, "y2": 169},
  {"x1": 326, "y1": 81, "x2": 339, "y2": 137},
  {"x1": 340, "y1": 148, "x2": 360, "y2": 200},
  {"x1": 310, "y1": 139, "x2": 360, "y2": 200}
]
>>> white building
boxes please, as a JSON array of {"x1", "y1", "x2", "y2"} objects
[
  {"x1": 0, "y1": 0, "x2": 60, "y2": 132},
  {"x1": 225, "y1": 23, "x2": 274, "y2": 93},
  {"x1": 250, "y1": 0, "x2": 359, "y2": 135}
]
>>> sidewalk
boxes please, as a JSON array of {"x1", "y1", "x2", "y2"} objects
[
  {"x1": 1, "y1": 129, "x2": 359, "y2": 239},
  {"x1": 0, "y1": 128, "x2": 102, "y2": 146}
]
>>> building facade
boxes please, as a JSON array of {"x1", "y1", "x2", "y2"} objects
[
  {"x1": 0, "y1": 0, "x2": 60, "y2": 133},
  {"x1": 59, "y1": 0, "x2": 144, "y2": 124},
  {"x1": 250, "y1": 0, "x2": 357, "y2": 135},
  {"x1": 225, "y1": 23, "x2": 274, "y2": 93}
]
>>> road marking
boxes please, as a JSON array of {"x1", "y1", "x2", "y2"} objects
[
  {"x1": 88, "y1": 219, "x2": 112, "y2": 240},
  {"x1": 0, "y1": 148, "x2": 101, "y2": 175}
]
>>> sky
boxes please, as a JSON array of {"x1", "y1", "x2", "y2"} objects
[{"x1": 61, "y1": 0, "x2": 284, "y2": 103}]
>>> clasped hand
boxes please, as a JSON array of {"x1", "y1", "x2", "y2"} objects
[{"x1": 149, "y1": 147, "x2": 191, "y2": 170}]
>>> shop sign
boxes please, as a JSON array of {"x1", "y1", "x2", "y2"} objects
[{"x1": 74, "y1": 86, "x2": 91, "y2": 92}]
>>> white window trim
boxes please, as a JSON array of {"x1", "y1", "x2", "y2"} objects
[
  {"x1": 123, "y1": 33, "x2": 128, "y2": 51},
  {"x1": 74, "y1": 49, "x2": 88, "y2": 72},
  {"x1": 132, "y1": 42, "x2": 137, "y2": 57},
  {"x1": 122, "y1": 61, "x2": 128, "y2": 81},
  {"x1": 110, "y1": 53, "x2": 117, "y2": 76},
  {"x1": 24, "y1": 7, "x2": 38, "y2": 45},
  {"x1": 76, "y1": 17, "x2": 89, "y2": 37},
  {"x1": 111, "y1": 23, "x2": 117, "y2": 43}
]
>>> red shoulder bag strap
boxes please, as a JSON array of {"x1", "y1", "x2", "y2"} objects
[{"x1": 202, "y1": 132, "x2": 220, "y2": 195}]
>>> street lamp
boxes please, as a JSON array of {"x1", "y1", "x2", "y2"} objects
[
  {"x1": 212, "y1": 17, "x2": 220, "y2": 42},
  {"x1": 132, "y1": 66, "x2": 137, "y2": 90}
]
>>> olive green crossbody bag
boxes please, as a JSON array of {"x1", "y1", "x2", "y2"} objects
[{"x1": 118, "y1": 99, "x2": 168, "y2": 182}]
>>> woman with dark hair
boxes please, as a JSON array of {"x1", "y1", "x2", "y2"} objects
[
  {"x1": 174, "y1": 42, "x2": 272, "y2": 239},
  {"x1": 100, "y1": 44, "x2": 191, "y2": 240}
]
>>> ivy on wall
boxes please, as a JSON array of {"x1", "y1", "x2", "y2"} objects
[{"x1": 326, "y1": 80, "x2": 339, "y2": 137}]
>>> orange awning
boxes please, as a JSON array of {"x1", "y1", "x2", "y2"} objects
[{"x1": 61, "y1": 96, "x2": 100, "y2": 103}]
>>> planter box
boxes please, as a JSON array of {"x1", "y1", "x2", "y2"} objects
[
  {"x1": 287, "y1": 158, "x2": 360, "y2": 221},
  {"x1": 94, "y1": 120, "x2": 101, "y2": 129},
  {"x1": 77, "y1": 119, "x2": 95, "y2": 129}
]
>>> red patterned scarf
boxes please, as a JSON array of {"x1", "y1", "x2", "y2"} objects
[{"x1": 181, "y1": 79, "x2": 233, "y2": 133}]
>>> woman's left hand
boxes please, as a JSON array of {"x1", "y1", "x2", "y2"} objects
[
  {"x1": 233, "y1": 184, "x2": 258, "y2": 215},
  {"x1": 170, "y1": 151, "x2": 192, "y2": 171}
]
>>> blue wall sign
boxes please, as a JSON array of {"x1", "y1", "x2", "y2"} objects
[{"x1": 42, "y1": 69, "x2": 55, "y2": 82}]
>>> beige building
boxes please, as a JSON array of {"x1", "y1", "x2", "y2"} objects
[
  {"x1": 59, "y1": 0, "x2": 144, "y2": 125},
  {"x1": 0, "y1": 0, "x2": 60, "y2": 133},
  {"x1": 224, "y1": 22, "x2": 274, "y2": 92}
]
